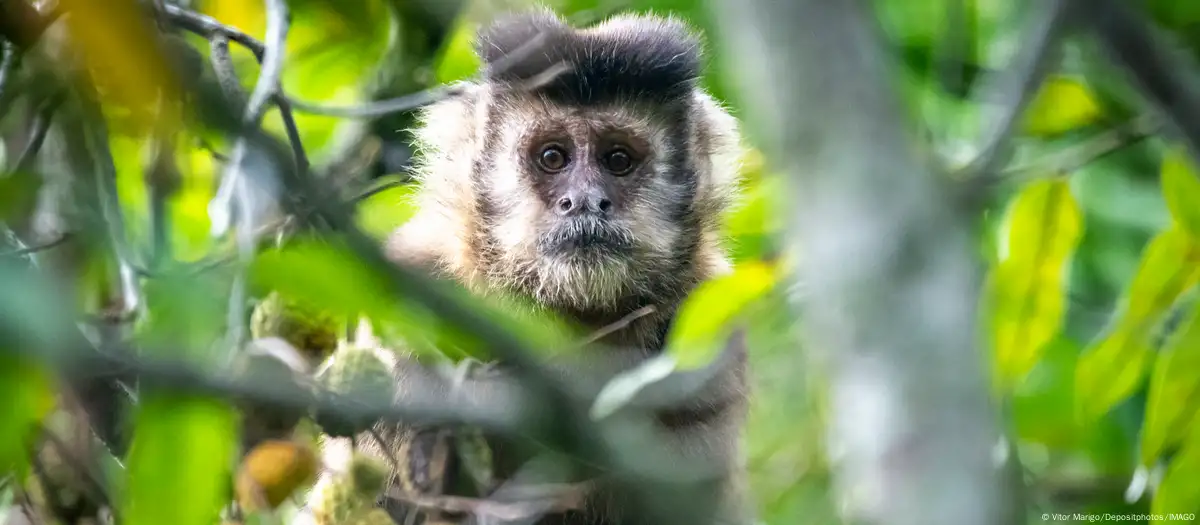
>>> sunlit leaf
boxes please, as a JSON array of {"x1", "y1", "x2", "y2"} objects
[
  {"x1": 435, "y1": 17, "x2": 482, "y2": 84},
  {"x1": 58, "y1": 0, "x2": 182, "y2": 136},
  {"x1": 251, "y1": 238, "x2": 578, "y2": 361},
  {"x1": 0, "y1": 355, "x2": 54, "y2": 477},
  {"x1": 1160, "y1": 147, "x2": 1200, "y2": 237},
  {"x1": 123, "y1": 394, "x2": 239, "y2": 525},
  {"x1": 987, "y1": 179, "x2": 1083, "y2": 390},
  {"x1": 1153, "y1": 424, "x2": 1200, "y2": 517},
  {"x1": 1023, "y1": 76, "x2": 1104, "y2": 137},
  {"x1": 1140, "y1": 300, "x2": 1200, "y2": 465},
  {"x1": 1076, "y1": 227, "x2": 1200, "y2": 422},
  {"x1": 251, "y1": 238, "x2": 404, "y2": 322},
  {"x1": 354, "y1": 181, "x2": 419, "y2": 241},
  {"x1": 665, "y1": 259, "x2": 781, "y2": 369}
]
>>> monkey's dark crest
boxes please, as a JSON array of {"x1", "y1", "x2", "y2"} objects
[{"x1": 477, "y1": 10, "x2": 704, "y2": 106}]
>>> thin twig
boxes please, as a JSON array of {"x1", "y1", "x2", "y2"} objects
[
  {"x1": 244, "y1": 0, "x2": 287, "y2": 125},
  {"x1": 1, "y1": 233, "x2": 71, "y2": 258},
  {"x1": 350, "y1": 179, "x2": 406, "y2": 203},
  {"x1": 0, "y1": 40, "x2": 22, "y2": 113},
  {"x1": 78, "y1": 89, "x2": 142, "y2": 316},
  {"x1": 273, "y1": 94, "x2": 310, "y2": 176},
  {"x1": 208, "y1": 34, "x2": 244, "y2": 113},
  {"x1": 285, "y1": 86, "x2": 463, "y2": 119},
  {"x1": 1082, "y1": 0, "x2": 1200, "y2": 178},
  {"x1": 285, "y1": 31, "x2": 559, "y2": 120},
  {"x1": 160, "y1": 3, "x2": 265, "y2": 59},
  {"x1": 577, "y1": 305, "x2": 656, "y2": 348},
  {"x1": 958, "y1": 0, "x2": 1081, "y2": 185},
  {"x1": 10, "y1": 90, "x2": 65, "y2": 175},
  {"x1": 1002, "y1": 115, "x2": 1159, "y2": 180}
]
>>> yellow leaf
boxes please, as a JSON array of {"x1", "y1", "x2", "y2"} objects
[
  {"x1": 59, "y1": 0, "x2": 182, "y2": 136},
  {"x1": 1125, "y1": 228, "x2": 1200, "y2": 321},
  {"x1": 1153, "y1": 424, "x2": 1200, "y2": 517},
  {"x1": 1141, "y1": 302, "x2": 1200, "y2": 465},
  {"x1": 1076, "y1": 322, "x2": 1156, "y2": 424},
  {"x1": 987, "y1": 179, "x2": 1083, "y2": 390},
  {"x1": 1076, "y1": 227, "x2": 1200, "y2": 422},
  {"x1": 666, "y1": 260, "x2": 780, "y2": 369},
  {"x1": 1023, "y1": 76, "x2": 1104, "y2": 136},
  {"x1": 1161, "y1": 147, "x2": 1200, "y2": 237}
]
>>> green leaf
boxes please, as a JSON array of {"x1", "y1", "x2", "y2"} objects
[
  {"x1": 1023, "y1": 76, "x2": 1105, "y2": 137},
  {"x1": 1011, "y1": 338, "x2": 1082, "y2": 448},
  {"x1": 0, "y1": 172, "x2": 42, "y2": 224},
  {"x1": 251, "y1": 238, "x2": 405, "y2": 323},
  {"x1": 1140, "y1": 300, "x2": 1200, "y2": 465},
  {"x1": 1076, "y1": 227, "x2": 1200, "y2": 422},
  {"x1": 434, "y1": 17, "x2": 482, "y2": 84},
  {"x1": 1153, "y1": 424, "x2": 1200, "y2": 517},
  {"x1": 665, "y1": 260, "x2": 780, "y2": 369},
  {"x1": 134, "y1": 271, "x2": 229, "y2": 361},
  {"x1": 0, "y1": 355, "x2": 53, "y2": 478},
  {"x1": 251, "y1": 238, "x2": 579, "y2": 361},
  {"x1": 1161, "y1": 147, "x2": 1200, "y2": 237},
  {"x1": 123, "y1": 394, "x2": 238, "y2": 525},
  {"x1": 987, "y1": 179, "x2": 1083, "y2": 390},
  {"x1": 354, "y1": 180, "x2": 419, "y2": 241}
]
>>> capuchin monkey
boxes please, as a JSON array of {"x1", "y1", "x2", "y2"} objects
[{"x1": 311, "y1": 8, "x2": 751, "y2": 525}]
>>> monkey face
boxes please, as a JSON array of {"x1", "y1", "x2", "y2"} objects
[{"x1": 485, "y1": 101, "x2": 691, "y2": 310}]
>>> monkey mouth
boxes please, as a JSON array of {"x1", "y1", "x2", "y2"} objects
[{"x1": 538, "y1": 217, "x2": 635, "y2": 257}]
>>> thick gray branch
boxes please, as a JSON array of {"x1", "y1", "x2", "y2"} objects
[{"x1": 707, "y1": 1, "x2": 1010, "y2": 525}]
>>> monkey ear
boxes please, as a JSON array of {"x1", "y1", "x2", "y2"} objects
[{"x1": 474, "y1": 9, "x2": 568, "y2": 69}]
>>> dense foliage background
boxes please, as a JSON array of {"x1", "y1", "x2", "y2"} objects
[{"x1": 4, "y1": 0, "x2": 1200, "y2": 524}]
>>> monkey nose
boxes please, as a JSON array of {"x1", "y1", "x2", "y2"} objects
[{"x1": 556, "y1": 192, "x2": 612, "y2": 216}]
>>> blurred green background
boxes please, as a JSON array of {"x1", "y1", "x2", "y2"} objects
[{"x1": 7, "y1": 0, "x2": 1200, "y2": 523}]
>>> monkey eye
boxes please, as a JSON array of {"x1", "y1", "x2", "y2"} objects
[
  {"x1": 602, "y1": 147, "x2": 635, "y2": 175},
  {"x1": 537, "y1": 145, "x2": 569, "y2": 173}
]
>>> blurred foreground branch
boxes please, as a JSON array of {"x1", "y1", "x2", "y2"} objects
[
  {"x1": 708, "y1": 1, "x2": 1010, "y2": 525},
  {"x1": 1082, "y1": 0, "x2": 1200, "y2": 173}
]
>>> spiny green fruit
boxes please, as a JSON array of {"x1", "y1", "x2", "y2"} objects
[
  {"x1": 250, "y1": 291, "x2": 341, "y2": 366},
  {"x1": 314, "y1": 341, "x2": 397, "y2": 437},
  {"x1": 315, "y1": 342, "x2": 396, "y2": 401},
  {"x1": 309, "y1": 453, "x2": 390, "y2": 525}
]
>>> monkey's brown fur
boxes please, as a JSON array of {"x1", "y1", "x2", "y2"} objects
[{"x1": 322, "y1": 9, "x2": 751, "y2": 525}]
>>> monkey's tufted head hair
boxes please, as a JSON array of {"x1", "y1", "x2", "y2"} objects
[
  {"x1": 475, "y1": 9, "x2": 703, "y2": 106},
  {"x1": 388, "y1": 9, "x2": 743, "y2": 330}
]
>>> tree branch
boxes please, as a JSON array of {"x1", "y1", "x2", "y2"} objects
[
  {"x1": 1081, "y1": 0, "x2": 1200, "y2": 177},
  {"x1": 957, "y1": 0, "x2": 1080, "y2": 187},
  {"x1": 708, "y1": 1, "x2": 1010, "y2": 525},
  {"x1": 10, "y1": 90, "x2": 64, "y2": 175},
  {"x1": 160, "y1": 3, "x2": 264, "y2": 60}
]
